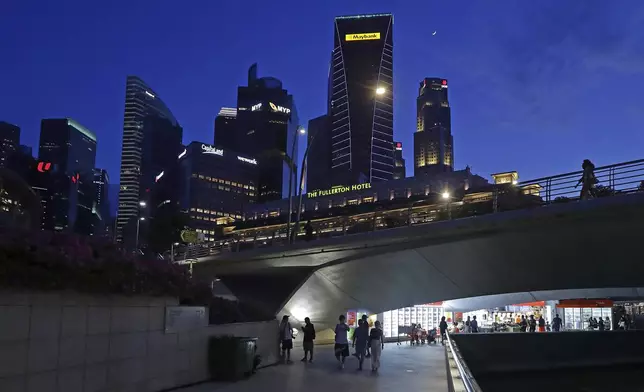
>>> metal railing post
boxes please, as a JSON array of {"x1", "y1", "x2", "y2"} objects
[{"x1": 492, "y1": 187, "x2": 498, "y2": 213}]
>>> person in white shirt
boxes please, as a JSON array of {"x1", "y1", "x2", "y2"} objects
[
  {"x1": 334, "y1": 314, "x2": 350, "y2": 369},
  {"x1": 279, "y1": 315, "x2": 293, "y2": 364}
]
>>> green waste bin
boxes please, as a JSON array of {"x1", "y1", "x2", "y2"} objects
[{"x1": 208, "y1": 336, "x2": 258, "y2": 381}]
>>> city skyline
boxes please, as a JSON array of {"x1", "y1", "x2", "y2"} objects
[{"x1": 2, "y1": 0, "x2": 644, "y2": 192}]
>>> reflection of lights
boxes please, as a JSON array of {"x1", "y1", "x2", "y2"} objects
[
  {"x1": 289, "y1": 306, "x2": 309, "y2": 322},
  {"x1": 145, "y1": 91, "x2": 155, "y2": 98},
  {"x1": 299, "y1": 127, "x2": 306, "y2": 135},
  {"x1": 442, "y1": 191, "x2": 450, "y2": 200},
  {"x1": 139, "y1": 201, "x2": 147, "y2": 207},
  {"x1": 376, "y1": 87, "x2": 386, "y2": 95},
  {"x1": 139, "y1": 217, "x2": 145, "y2": 221}
]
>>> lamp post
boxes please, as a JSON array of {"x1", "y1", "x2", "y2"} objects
[
  {"x1": 135, "y1": 201, "x2": 146, "y2": 251},
  {"x1": 442, "y1": 191, "x2": 451, "y2": 220},
  {"x1": 286, "y1": 127, "x2": 306, "y2": 242},
  {"x1": 292, "y1": 124, "x2": 323, "y2": 243}
]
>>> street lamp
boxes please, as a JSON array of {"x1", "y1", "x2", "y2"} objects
[
  {"x1": 292, "y1": 123, "x2": 324, "y2": 243},
  {"x1": 286, "y1": 126, "x2": 306, "y2": 242},
  {"x1": 441, "y1": 191, "x2": 452, "y2": 220},
  {"x1": 376, "y1": 86, "x2": 386, "y2": 95},
  {"x1": 135, "y1": 201, "x2": 147, "y2": 251}
]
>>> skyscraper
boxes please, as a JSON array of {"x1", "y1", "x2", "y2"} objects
[
  {"x1": 414, "y1": 78, "x2": 453, "y2": 176},
  {"x1": 329, "y1": 13, "x2": 394, "y2": 185},
  {"x1": 214, "y1": 107, "x2": 237, "y2": 146},
  {"x1": 392, "y1": 141, "x2": 406, "y2": 180},
  {"x1": 116, "y1": 76, "x2": 179, "y2": 242},
  {"x1": 0, "y1": 122, "x2": 20, "y2": 168},
  {"x1": 306, "y1": 114, "x2": 331, "y2": 192},
  {"x1": 38, "y1": 118, "x2": 97, "y2": 233},
  {"x1": 234, "y1": 64, "x2": 299, "y2": 202},
  {"x1": 93, "y1": 168, "x2": 110, "y2": 234}
]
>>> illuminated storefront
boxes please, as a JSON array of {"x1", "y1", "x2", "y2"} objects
[
  {"x1": 556, "y1": 299, "x2": 613, "y2": 330},
  {"x1": 379, "y1": 304, "x2": 444, "y2": 338}
]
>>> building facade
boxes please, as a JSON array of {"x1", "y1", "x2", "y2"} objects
[
  {"x1": 116, "y1": 76, "x2": 179, "y2": 242},
  {"x1": 244, "y1": 167, "x2": 488, "y2": 220},
  {"x1": 93, "y1": 168, "x2": 110, "y2": 235},
  {"x1": 393, "y1": 141, "x2": 405, "y2": 179},
  {"x1": 329, "y1": 14, "x2": 394, "y2": 184},
  {"x1": 0, "y1": 122, "x2": 20, "y2": 168},
  {"x1": 38, "y1": 118, "x2": 97, "y2": 234},
  {"x1": 414, "y1": 78, "x2": 453, "y2": 176},
  {"x1": 232, "y1": 63, "x2": 299, "y2": 202},
  {"x1": 213, "y1": 107, "x2": 237, "y2": 147},
  {"x1": 306, "y1": 114, "x2": 331, "y2": 192},
  {"x1": 179, "y1": 142, "x2": 258, "y2": 241}
]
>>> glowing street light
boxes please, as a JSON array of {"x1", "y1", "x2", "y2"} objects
[
  {"x1": 376, "y1": 86, "x2": 386, "y2": 95},
  {"x1": 442, "y1": 191, "x2": 450, "y2": 200},
  {"x1": 299, "y1": 127, "x2": 307, "y2": 135}
]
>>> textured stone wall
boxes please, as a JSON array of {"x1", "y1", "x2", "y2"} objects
[{"x1": 0, "y1": 291, "x2": 279, "y2": 392}]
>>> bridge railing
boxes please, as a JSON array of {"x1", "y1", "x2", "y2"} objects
[
  {"x1": 446, "y1": 332, "x2": 482, "y2": 392},
  {"x1": 165, "y1": 158, "x2": 644, "y2": 261}
]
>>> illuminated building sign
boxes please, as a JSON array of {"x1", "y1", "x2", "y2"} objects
[
  {"x1": 251, "y1": 103, "x2": 262, "y2": 111},
  {"x1": 155, "y1": 171, "x2": 164, "y2": 182},
  {"x1": 268, "y1": 102, "x2": 291, "y2": 115},
  {"x1": 37, "y1": 161, "x2": 52, "y2": 173},
  {"x1": 201, "y1": 144, "x2": 224, "y2": 156},
  {"x1": 395, "y1": 142, "x2": 402, "y2": 151},
  {"x1": 307, "y1": 183, "x2": 372, "y2": 198},
  {"x1": 237, "y1": 156, "x2": 257, "y2": 165},
  {"x1": 178, "y1": 149, "x2": 187, "y2": 159},
  {"x1": 345, "y1": 32, "x2": 381, "y2": 41},
  {"x1": 441, "y1": 80, "x2": 448, "y2": 88}
]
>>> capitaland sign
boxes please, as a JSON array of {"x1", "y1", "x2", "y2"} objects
[
  {"x1": 237, "y1": 156, "x2": 257, "y2": 165},
  {"x1": 268, "y1": 102, "x2": 291, "y2": 115},
  {"x1": 345, "y1": 32, "x2": 381, "y2": 41},
  {"x1": 201, "y1": 144, "x2": 223, "y2": 156},
  {"x1": 307, "y1": 183, "x2": 372, "y2": 198}
]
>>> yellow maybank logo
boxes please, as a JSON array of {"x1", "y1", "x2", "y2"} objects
[
  {"x1": 345, "y1": 32, "x2": 381, "y2": 41},
  {"x1": 269, "y1": 102, "x2": 278, "y2": 111}
]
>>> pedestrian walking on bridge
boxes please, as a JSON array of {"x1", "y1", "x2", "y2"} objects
[{"x1": 369, "y1": 321, "x2": 385, "y2": 372}]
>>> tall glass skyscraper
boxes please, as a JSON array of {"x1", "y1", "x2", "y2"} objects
[
  {"x1": 329, "y1": 13, "x2": 394, "y2": 185},
  {"x1": 414, "y1": 78, "x2": 453, "y2": 176},
  {"x1": 116, "y1": 76, "x2": 179, "y2": 242}
]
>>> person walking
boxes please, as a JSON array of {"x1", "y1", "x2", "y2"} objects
[
  {"x1": 520, "y1": 315, "x2": 528, "y2": 332},
  {"x1": 369, "y1": 320, "x2": 385, "y2": 372},
  {"x1": 301, "y1": 317, "x2": 316, "y2": 363},
  {"x1": 361, "y1": 314, "x2": 372, "y2": 358},
  {"x1": 304, "y1": 220, "x2": 314, "y2": 241},
  {"x1": 552, "y1": 314, "x2": 562, "y2": 332},
  {"x1": 439, "y1": 316, "x2": 448, "y2": 345},
  {"x1": 279, "y1": 315, "x2": 293, "y2": 364},
  {"x1": 538, "y1": 316, "x2": 546, "y2": 332},
  {"x1": 576, "y1": 159, "x2": 597, "y2": 200},
  {"x1": 465, "y1": 316, "x2": 471, "y2": 333},
  {"x1": 528, "y1": 315, "x2": 537, "y2": 332},
  {"x1": 598, "y1": 317, "x2": 605, "y2": 331},
  {"x1": 352, "y1": 319, "x2": 370, "y2": 370},
  {"x1": 605, "y1": 317, "x2": 611, "y2": 331},
  {"x1": 470, "y1": 316, "x2": 479, "y2": 333},
  {"x1": 334, "y1": 315, "x2": 350, "y2": 369}
]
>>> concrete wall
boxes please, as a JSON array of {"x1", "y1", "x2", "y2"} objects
[{"x1": 0, "y1": 291, "x2": 279, "y2": 392}]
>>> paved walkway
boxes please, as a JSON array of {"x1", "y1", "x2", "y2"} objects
[{"x1": 179, "y1": 343, "x2": 448, "y2": 392}]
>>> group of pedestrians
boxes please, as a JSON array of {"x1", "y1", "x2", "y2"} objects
[{"x1": 278, "y1": 314, "x2": 385, "y2": 372}]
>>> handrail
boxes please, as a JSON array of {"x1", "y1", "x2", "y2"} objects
[
  {"x1": 518, "y1": 158, "x2": 644, "y2": 185},
  {"x1": 446, "y1": 332, "x2": 482, "y2": 392}
]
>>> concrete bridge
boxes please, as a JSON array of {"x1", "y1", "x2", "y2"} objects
[{"x1": 194, "y1": 192, "x2": 644, "y2": 328}]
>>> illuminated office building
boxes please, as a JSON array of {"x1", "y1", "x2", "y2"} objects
[
  {"x1": 393, "y1": 141, "x2": 405, "y2": 180},
  {"x1": 329, "y1": 13, "x2": 394, "y2": 184},
  {"x1": 414, "y1": 78, "x2": 453, "y2": 175},
  {"x1": 214, "y1": 107, "x2": 237, "y2": 147},
  {"x1": 0, "y1": 122, "x2": 20, "y2": 168},
  {"x1": 38, "y1": 118, "x2": 97, "y2": 234},
  {"x1": 116, "y1": 76, "x2": 179, "y2": 242},
  {"x1": 179, "y1": 142, "x2": 258, "y2": 240},
  {"x1": 234, "y1": 63, "x2": 299, "y2": 202}
]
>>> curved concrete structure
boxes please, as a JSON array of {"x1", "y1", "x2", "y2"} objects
[{"x1": 194, "y1": 193, "x2": 644, "y2": 327}]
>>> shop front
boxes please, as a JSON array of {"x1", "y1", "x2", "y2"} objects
[
  {"x1": 556, "y1": 299, "x2": 613, "y2": 330},
  {"x1": 379, "y1": 303, "x2": 444, "y2": 338}
]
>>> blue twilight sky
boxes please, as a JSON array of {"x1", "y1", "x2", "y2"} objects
[{"x1": 2, "y1": 0, "x2": 644, "y2": 193}]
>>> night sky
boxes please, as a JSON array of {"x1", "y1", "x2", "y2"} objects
[{"x1": 2, "y1": 0, "x2": 644, "y2": 205}]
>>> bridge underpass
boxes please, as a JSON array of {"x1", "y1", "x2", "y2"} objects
[{"x1": 194, "y1": 192, "x2": 644, "y2": 329}]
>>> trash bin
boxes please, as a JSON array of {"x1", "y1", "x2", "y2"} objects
[{"x1": 208, "y1": 336, "x2": 258, "y2": 380}]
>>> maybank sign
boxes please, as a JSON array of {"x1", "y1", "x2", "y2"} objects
[
  {"x1": 307, "y1": 183, "x2": 372, "y2": 198},
  {"x1": 345, "y1": 32, "x2": 381, "y2": 41},
  {"x1": 269, "y1": 102, "x2": 291, "y2": 115}
]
